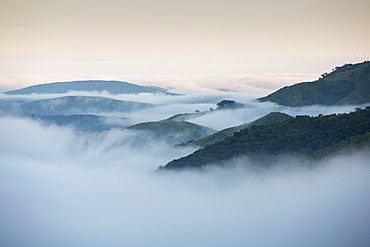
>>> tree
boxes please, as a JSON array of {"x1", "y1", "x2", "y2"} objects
[{"x1": 216, "y1": 100, "x2": 244, "y2": 109}]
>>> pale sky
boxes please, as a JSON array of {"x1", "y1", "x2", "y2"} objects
[{"x1": 1, "y1": 0, "x2": 369, "y2": 92}]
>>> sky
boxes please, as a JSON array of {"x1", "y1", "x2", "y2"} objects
[{"x1": 1, "y1": 0, "x2": 370, "y2": 92}]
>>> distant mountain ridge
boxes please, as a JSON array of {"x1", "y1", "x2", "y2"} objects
[
  {"x1": 18, "y1": 95, "x2": 153, "y2": 116},
  {"x1": 0, "y1": 95, "x2": 153, "y2": 132},
  {"x1": 258, "y1": 61, "x2": 370, "y2": 106},
  {"x1": 4, "y1": 80, "x2": 179, "y2": 95},
  {"x1": 32, "y1": 114, "x2": 129, "y2": 132}
]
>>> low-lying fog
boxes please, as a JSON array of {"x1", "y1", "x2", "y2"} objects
[
  {"x1": 1, "y1": 90, "x2": 366, "y2": 130},
  {"x1": 1, "y1": 91, "x2": 370, "y2": 247}
]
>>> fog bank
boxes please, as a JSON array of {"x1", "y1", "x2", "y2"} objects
[{"x1": 1, "y1": 116, "x2": 370, "y2": 247}]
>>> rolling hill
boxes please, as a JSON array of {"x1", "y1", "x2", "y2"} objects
[
  {"x1": 4, "y1": 80, "x2": 178, "y2": 95},
  {"x1": 127, "y1": 120, "x2": 216, "y2": 146},
  {"x1": 0, "y1": 95, "x2": 153, "y2": 132},
  {"x1": 18, "y1": 95, "x2": 153, "y2": 116},
  {"x1": 166, "y1": 100, "x2": 245, "y2": 122},
  {"x1": 258, "y1": 61, "x2": 370, "y2": 106}
]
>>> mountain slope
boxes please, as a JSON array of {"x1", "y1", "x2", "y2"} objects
[
  {"x1": 4, "y1": 80, "x2": 178, "y2": 95},
  {"x1": 161, "y1": 107, "x2": 370, "y2": 170},
  {"x1": 257, "y1": 61, "x2": 370, "y2": 106},
  {"x1": 127, "y1": 120, "x2": 216, "y2": 145},
  {"x1": 183, "y1": 112, "x2": 293, "y2": 147}
]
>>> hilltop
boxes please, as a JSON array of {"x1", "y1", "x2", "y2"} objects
[
  {"x1": 166, "y1": 99, "x2": 245, "y2": 122},
  {"x1": 4, "y1": 80, "x2": 179, "y2": 95},
  {"x1": 258, "y1": 61, "x2": 370, "y2": 106},
  {"x1": 127, "y1": 120, "x2": 216, "y2": 146}
]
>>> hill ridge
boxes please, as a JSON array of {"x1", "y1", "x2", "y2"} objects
[
  {"x1": 4, "y1": 80, "x2": 178, "y2": 95},
  {"x1": 257, "y1": 61, "x2": 370, "y2": 106},
  {"x1": 127, "y1": 120, "x2": 216, "y2": 146}
]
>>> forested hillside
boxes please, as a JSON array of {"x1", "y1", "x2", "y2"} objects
[
  {"x1": 257, "y1": 61, "x2": 370, "y2": 106},
  {"x1": 182, "y1": 112, "x2": 292, "y2": 147},
  {"x1": 161, "y1": 107, "x2": 370, "y2": 170}
]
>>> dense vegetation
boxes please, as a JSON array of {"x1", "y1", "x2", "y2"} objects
[
  {"x1": 216, "y1": 100, "x2": 244, "y2": 109},
  {"x1": 257, "y1": 61, "x2": 370, "y2": 106},
  {"x1": 182, "y1": 112, "x2": 292, "y2": 147},
  {"x1": 161, "y1": 107, "x2": 370, "y2": 170}
]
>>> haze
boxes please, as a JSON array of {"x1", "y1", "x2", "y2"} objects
[{"x1": 1, "y1": 0, "x2": 370, "y2": 91}]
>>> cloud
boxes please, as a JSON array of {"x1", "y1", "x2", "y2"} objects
[
  {"x1": 1, "y1": 114, "x2": 370, "y2": 247},
  {"x1": 185, "y1": 97, "x2": 369, "y2": 131},
  {"x1": 0, "y1": 90, "x2": 263, "y2": 126},
  {"x1": 1, "y1": 88, "x2": 367, "y2": 128},
  {"x1": 1, "y1": 92, "x2": 370, "y2": 247}
]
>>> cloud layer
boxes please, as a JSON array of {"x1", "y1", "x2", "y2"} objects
[{"x1": 1, "y1": 91, "x2": 370, "y2": 247}]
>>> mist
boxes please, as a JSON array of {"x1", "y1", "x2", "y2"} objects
[
  {"x1": 1, "y1": 90, "x2": 370, "y2": 247},
  {"x1": 2, "y1": 89, "x2": 366, "y2": 129}
]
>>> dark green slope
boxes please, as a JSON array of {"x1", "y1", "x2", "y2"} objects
[
  {"x1": 183, "y1": 112, "x2": 292, "y2": 148},
  {"x1": 127, "y1": 120, "x2": 216, "y2": 145},
  {"x1": 161, "y1": 107, "x2": 370, "y2": 170},
  {"x1": 257, "y1": 61, "x2": 370, "y2": 106}
]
